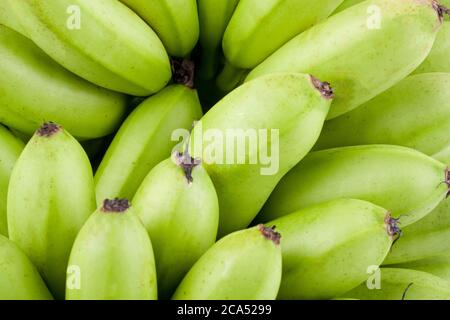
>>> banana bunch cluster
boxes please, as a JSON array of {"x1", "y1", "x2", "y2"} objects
[{"x1": 0, "y1": 0, "x2": 450, "y2": 300}]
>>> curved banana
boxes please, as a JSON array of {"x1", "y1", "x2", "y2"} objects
[
  {"x1": 95, "y1": 83, "x2": 203, "y2": 206},
  {"x1": 343, "y1": 268, "x2": 450, "y2": 300},
  {"x1": 8, "y1": 0, "x2": 171, "y2": 96},
  {"x1": 315, "y1": 73, "x2": 450, "y2": 156},
  {"x1": 133, "y1": 152, "x2": 219, "y2": 299},
  {"x1": 247, "y1": 0, "x2": 444, "y2": 119},
  {"x1": 172, "y1": 225, "x2": 282, "y2": 300},
  {"x1": 120, "y1": 0, "x2": 199, "y2": 57},
  {"x1": 0, "y1": 0, "x2": 27, "y2": 36},
  {"x1": 0, "y1": 125, "x2": 24, "y2": 236},
  {"x1": 391, "y1": 255, "x2": 450, "y2": 282},
  {"x1": 8, "y1": 122, "x2": 96, "y2": 299},
  {"x1": 265, "y1": 198, "x2": 399, "y2": 300},
  {"x1": 259, "y1": 145, "x2": 449, "y2": 227},
  {"x1": 190, "y1": 73, "x2": 333, "y2": 236},
  {"x1": 0, "y1": 25, "x2": 127, "y2": 140},
  {"x1": 66, "y1": 199, "x2": 157, "y2": 300},
  {"x1": 0, "y1": 235, "x2": 53, "y2": 300}
]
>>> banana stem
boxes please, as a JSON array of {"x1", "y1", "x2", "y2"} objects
[{"x1": 215, "y1": 61, "x2": 248, "y2": 93}]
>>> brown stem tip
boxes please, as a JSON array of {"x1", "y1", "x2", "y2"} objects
[
  {"x1": 171, "y1": 58, "x2": 195, "y2": 89},
  {"x1": 445, "y1": 167, "x2": 450, "y2": 198},
  {"x1": 175, "y1": 148, "x2": 201, "y2": 183},
  {"x1": 102, "y1": 198, "x2": 130, "y2": 213},
  {"x1": 385, "y1": 213, "x2": 402, "y2": 242},
  {"x1": 37, "y1": 122, "x2": 61, "y2": 137},
  {"x1": 433, "y1": 0, "x2": 450, "y2": 22},
  {"x1": 258, "y1": 224, "x2": 281, "y2": 245},
  {"x1": 310, "y1": 75, "x2": 334, "y2": 100}
]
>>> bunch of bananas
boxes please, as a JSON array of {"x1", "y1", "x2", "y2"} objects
[{"x1": 1, "y1": 0, "x2": 450, "y2": 300}]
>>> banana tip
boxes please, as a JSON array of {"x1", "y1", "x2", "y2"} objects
[
  {"x1": 385, "y1": 212, "x2": 402, "y2": 241},
  {"x1": 310, "y1": 75, "x2": 334, "y2": 100},
  {"x1": 171, "y1": 58, "x2": 195, "y2": 89},
  {"x1": 258, "y1": 224, "x2": 281, "y2": 245},
  {"x1": 102, "y1": 198, "x2": 130, "y2": 213},
  {"x1": 174, "y1": 149, "x2": 201, "y2": 184},
  {"x1": 445, "y1": 167, "x2": 450, "y2": 198},
  {"x1": 432, "y1": 0, "x2": 450, "y2": 22},
  {"x1": 37, "y1": 122, "x2": 61, "y2": 137}
]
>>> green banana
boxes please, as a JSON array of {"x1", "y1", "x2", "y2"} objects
[
  {"x1": 0, "y1": 0, "x2": 27, "y2": 36},
  {"x1": 0, "y1": 25, "x2": 127, "y2": 140},
  {"x1": 172, "y1": 224, "x2": 282, "y2": 300},
  {"x1": 8, "y1": 122, "x2": 96, "y2": 299},
  {"x1": 0, "y1": 234, "x2": 53, "y2": 300},
  {"x1": 259, "y1": 145, "x2": 449, "y2": 227},
  {"x1": 315, "y1": 73, "x2": 450, "y2": 156},
  {"x1": 132, "y1": 151, "x2": 219, "y2": 299},
  {"x1": 189, "y1": 73, "x2": 333, "y2": 236},
  {"x1": 0, "y1": 125, "x2": 24, "y2": 236},
  {"x1": 247, "y1": 0, "x2": 444, "y2": 119},
  {"x1": 66, "y1": 199, "x2": 157, "y2": 300},
  {"x1": 9, "y1": 0, "x2": 171, "y2": 96},
  {"x1": 332, "y1": 0, "x2": 365, "y2": 14},
  {"x1": 265, "y1": 198, "x2": 399, "y2": 300},
  {"x1": 119, "y1": 0, "x2": 199, "y2": 57},
  {"x1": 95, "y1": 84, "x2": 203, "y2": 206},
  {"x1": 391, "y1": 255, "x2": 450, "y2": 282},
  {"x1": 343, "y1": 268, "x2": 450, "y2": 300}
]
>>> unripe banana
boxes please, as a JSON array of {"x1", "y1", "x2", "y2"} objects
[
  {"x1": 259, "y1": 145, "x2": 449, "y2": 227},
  {"x1": 172, "y1": 225, "x2": 282, "y2": 300},
  {"x1": 391, "y1": 254, "x2": 450, "y2": 282},
  {"x1": 332, "y1": 0, "x2": 365, "y2": 14},
  {"x1": 132, "y1": 151, "x2": 219, "y2": 299},
  {"x1": 265, "y1": 198, "x2": 399, "y2": 300},
  {"x1": 0, "y1": 125, "x2": 24, "y2": 236},
  {"x1": 8, "y1": 123, "x2": 96, "y2": 299},
  {"x1": 189, "y1": 73, "x2": 333, "y2": 236},
  {"x1": 0, "y1": 25, "x2": 127, "y2": 140},
  {"x1": 0, "y1": 0, "x2": 27, "y2": 36},
  {"x1": 120, "y1": 0, "x2": 199, "y2": 57},
  {"x1": 247, "y1": 0, "x2": 444, "y2": 119},
  {"x1": 315, "y1": 73, "x2": 450, "y2": 156},
  {"x1": 66, "y1": 199, "x2": 157, "y2": 300},
  {"x1": 9, "y1": 0, "x2": 171, "y2": 96},
  {"x1": 342, "y1": 268, "x2": 450, "y2": 300},
  {"x1": 95, "y1": 83, "x2": 202, "y2": 206},
  {"x1": 0, "y1": 235, "x2": 53, "y2": 300}
]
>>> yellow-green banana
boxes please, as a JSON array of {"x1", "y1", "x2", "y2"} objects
[
  {"x1": 0, "y1": 234, "x2": 53, "y2": 300},
  {"x1": 190, "y1": 73, "x2": 333, "y2": 236},
  {"x1": 172, "y1": 225, "x2": 282, "y2": 300},
  {"x1": 66, "y1": 199, "x2": 157, "y2": 300},
  {"x1": 9, "y1": 0, "x2": 171, "y2": 96},
  {"x1": 0, "y1": 0, "x2": 27, "y2": 36},
  {"x1": 265, "y1": 199, "x2": 399, "y2": 300},
  {"x1": 247, "y1": 0, "x2": 444, "y2": 119},
  {"x1": 0, "y1": 125, "x2": 24, "y2": 236},
  {"x1": 8, "y1": 123, "x2": 96, "y2": 299},
  {"x1": 391, "y1": 254, "x2": 450, "y2": 282},
  {"x1": 259, "y1": 145, "x2": 449, "y2": 227},
  {"x1": 0, "y1": 25, "x2": 127, "y2": 140}
]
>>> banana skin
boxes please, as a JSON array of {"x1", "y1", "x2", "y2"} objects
[
  {"x1": 0, "y1": 0, "x2": 27, "y2": 36},
  {"x1": 8, "y1": 123, "x2": 96, "y2": 299},
  {"x1": 391, "y1": 254, "x2": 450, "y2": 282},
  {"x1": 247, "y1": 0, "x2": 444, "y2": 119}
]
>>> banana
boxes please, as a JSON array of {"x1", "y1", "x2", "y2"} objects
[
  {"x1": 0, "y1": 25, "x2": 127, "y2": 140},
  {"x1": 315, "y1": 73, "x2": 450, "y2": 156},
  {"x1": 0, "y1": 125, "x2": 24, "y2": 236},
  {"x1": 8, "y1": 0, "x2": 171, "y2": 96},
  {"x1": 132, "y1": 151, "x2": 219, "y2": 299},
  {"x1": 120, "y1": 0, "x2": 198, "y2": 58},
  {"x1": 332, "y1": 0, "x2": 365, "y2": 14},
  {"x1": 66, "y1": 199, "x2": 157, "y2": 300},
  {"x1": 172, "y1": 224, "x2": 282, "y2": 300},
  {"x1": 247, "y1": 0, "x2": 444, "y2": 119},
  {"x1": 391, "y1": 255, "x2": 450, "y2": 282},
  {"x1": 0, "y1": 234, "x2": 53, "y2": 300},
  {"x1": 0, "y1": 0, "x2": 27, "y2": 36},
  {"x1": 95, "y1": 83, "x2": 203, "y2": 206},
  {"x1": 265, "y1": 198, "x2": 399, "y2": 300},
  {"x1": 259, "y1": 145, "x2": 449, "y2": 227},
  {"x1": 189, "y1": 73, "x2": 333, "y2": 236},
  {"x1": 8, "y1": 122, "x2": 96, "y2": 299},
  {"x1": 342, "y1": 268, "x2": 450, "y2": 300}
]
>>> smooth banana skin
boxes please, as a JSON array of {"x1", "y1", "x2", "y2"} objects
[
  {"x1": 0, "y1": 125, "x2": 24, "y2": 236},
  {"x1": 247, "y1": 0, "x2": 443, "y2": 119},
  {"x1": 0, "y1": 25, "x2": 127, "y2": 140},
  {"x1": 8, "y1": 123, "x2": 96, "y2": 299},
  {"x1": 132, "y1": 152, "x2": 219, "y2": 299},
  {"x1": 66, "y1": 199, "x2": 157, "y2": 300},
  {"x1": 189, "y1": 73, "x2": 333, "y2": 236},
  {"x1": 315, "y1": 73, "x2": 450, "y2": 156},
  {"x1": 0, "y1": 0, "x2": 27, "y2": 36},
  {"x1": 342, "y1": 268, "x2": 450, "y2": 300},
  {"x1": 172, "y1": 225, "x2": 282, "y2": 300},
  {"x1": 0, "y1": 235, "x2": 53, "y2": 300},
  {"x1": 391, "y1": 254, "x2": 450, "y2": 282},
  {"x1": 259, "y1": 145, "x2": 449, "y2": 227},
  {"x1": 9, "y1": 0, "x2": 171, "y2": 96},
  {"x1": 332, "y1": 0, "x2": 365, "y2": 14},
  {"x1": 265, "y1": 199, "x2": 398, "y2": 300},
  {"x1": 120, "y1": 0, "x2": 199, "y2": 57},
  {"x1": 95, "y1": 84, "x2": 202, "y2": 206}
]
